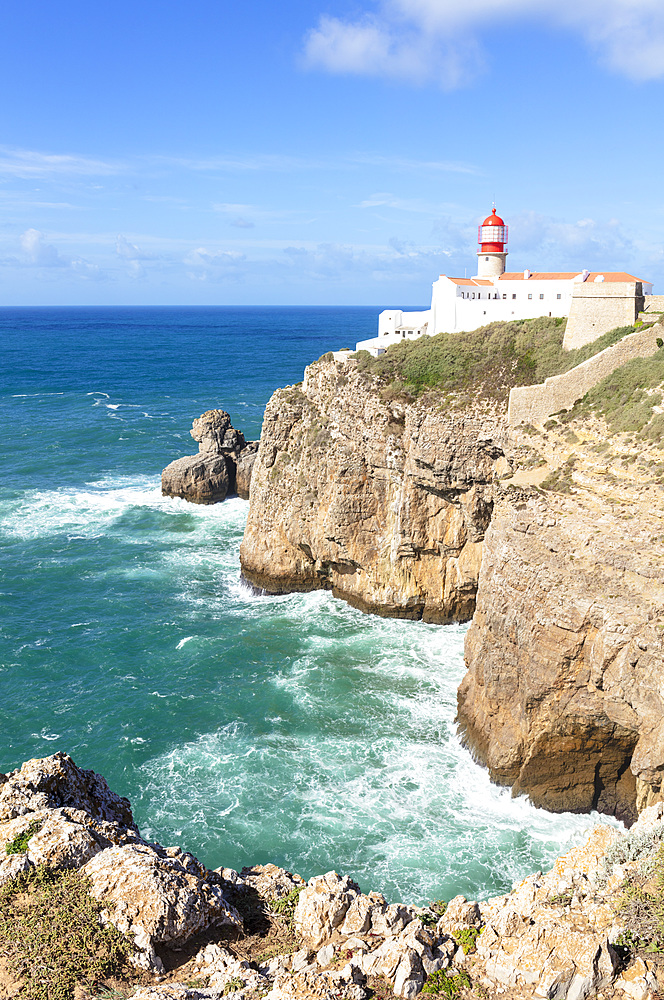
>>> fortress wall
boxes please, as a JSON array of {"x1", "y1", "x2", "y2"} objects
[
  {"x1": 563, "y1": 282, "x2": 643, "y2": 351},
  {"x1": 644, "y1": 295, "x2": 664, "y2": 313},
  {"x1": 508, "y1": 323, "x2": 663, "y2": 426}
]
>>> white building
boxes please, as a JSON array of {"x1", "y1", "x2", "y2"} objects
[{"x1": 348, "y1": 208, "x2": 653, "y2": 357}]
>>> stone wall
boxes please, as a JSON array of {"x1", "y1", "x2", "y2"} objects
[
  {"x1": 644, "y1": 294, "x2": 664, "y2": 313},
  {"x1": 563, "y1": 281, "x2": 643, "y2": 350},
  {"x1": 508, "y1": 322, "x2": 662, "y2": 426}
]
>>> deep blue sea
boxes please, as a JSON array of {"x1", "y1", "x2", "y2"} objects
[{"x1": 0, "y1": 306, "x2": 613, "y2": 903}]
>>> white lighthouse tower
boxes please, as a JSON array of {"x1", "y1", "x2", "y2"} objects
[{"x1": 476, "y1": 206, "x2": 508, "y2": 278}]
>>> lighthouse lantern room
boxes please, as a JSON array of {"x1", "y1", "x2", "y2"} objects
[{"x1": 477, "y1": 206, "x2": 508, "y2": 278}]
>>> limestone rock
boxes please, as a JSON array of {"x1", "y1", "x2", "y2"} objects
[
  {"x1": 435, "y1": 895, "x2": 481, "y2": 936},
  {"x1": 458, "y1": 485, "x2": 664, "y2": 823},
  {"x1": 161, "y1": 454, "x2": 231, "y2": 504},
  {"x1": 235, "y1": 442, "x2": 258, "y2": 499},
  {"x1": 0, "y1": 852, "x2": 33, "y2": 886},
  {"x1": 83, "y1": 843, "x2": 241, "y2": 971},
  {"x1": 192, "y1": 410, "x2": 246, "y2": 455},
  {"x1": 293, "y1": 871, "x2": 361, "y2": 948},
  {"x1": 26, "y1": 810, "x2": 102, "y2": 868},
  {"x1": 162, "y1": 409, "x2": 257, "y2": 503},
  {"x1": 239, "y1": 862, "x2": 306, "y2": 901},
  {"x1": 0, "y1": 751, "x2": 136, "y2": 828},
  {"x1": 240, "y1": 360, "x2": 506, "y2": 622}
]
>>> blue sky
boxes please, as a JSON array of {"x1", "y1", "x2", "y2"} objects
[{"x1": 1, "y1": 0, "x2": 663, "y2": 305}]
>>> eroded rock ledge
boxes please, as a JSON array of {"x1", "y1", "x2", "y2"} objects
[
  {"x1": 2, "y1": 752, "x2": 664, "y2": 1000},
  {"x1": 240, "y1": 361, "x2": 508, "y2": 623}
]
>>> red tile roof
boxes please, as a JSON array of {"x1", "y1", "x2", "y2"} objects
[
  {"x1": 498, "y1": 271, "x2": 646, "y2": 283},
  {"x1": 446, "y1": 277, "x2": 493, "y2": 286}
]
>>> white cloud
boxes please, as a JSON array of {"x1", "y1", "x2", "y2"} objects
[
  {"x1": 116, "y1": 234, "x2": 151, "y2": 261},
  {"x1": 303, "y1": 13, "x2": 482, "y2": 88},
  {"x1": 19, "y1": 228, "x2": 101, "y2": 277},
  {"x1": 20, "y1": 229, "x2": 68, "y2": 267},
  {"x1": 303, "y1": 0, "x2": 664, "y2": 86},
  {"x1": 0, "y1": 147, "x2": 120, "y2": 178},
  {"x1": 506, "y1": 211, "x2": 639, "y2": 270}
]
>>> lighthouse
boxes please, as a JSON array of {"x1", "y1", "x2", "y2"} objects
[{"x1": 476, "y1": 206, "x2": 508, "y2": 278}]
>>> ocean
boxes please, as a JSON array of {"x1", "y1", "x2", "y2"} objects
[{"x1": 0, "y1": 306, "x2": 614, "y2": 904}]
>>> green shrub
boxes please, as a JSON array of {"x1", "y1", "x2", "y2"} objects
[
  {"x1": 540, "y1": 454, "x2": 577, "y2": 493},
  {"x1": 349, "y1": 319, "x2": 643, "y2": 404},
  {"x1": 420, "y1": 900, "x2": 447, "y2": 927},
  {"x1": 569, "y1": 348, "x2": 664, "y2": 436},
  {"x1": 269, "y1": 886, "x2": 304, "y2": 926},
  {"x1": 5, "y1": 820, "x2": 42, "y2": 855},
  {"x1": 452, "y1": 925, "x2": 481, "y2": 954},
  {"x1": 615, "y1": 845, "x2": 664, "y2": 954},
  {"x1": 421, "y1": 969, "x2": 471, "y2": 996},
  {"x1": 0, "y1": 865, "x2": 132, "y2": 1000}
]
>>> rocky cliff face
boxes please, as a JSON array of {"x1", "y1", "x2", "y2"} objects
[
  {"x1": 457, "y1": 419, "x2": 664, "y2": 826},
  {"x1": 240, "y1": 360, "x2": 509, "y2": 623}
]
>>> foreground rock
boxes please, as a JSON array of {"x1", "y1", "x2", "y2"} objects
[
  {"x1": 162, "y1": 410, "x2": 258, "y2": 504},
  {"x1": 2, "y1": 752, "x2": 664, "y2": 999},
  {"x1": 240, "y1": 360, "x2": 508, "y2": 622},
  {"x1": 0, "y1": 753, "x2": 240, "y2": 973}
]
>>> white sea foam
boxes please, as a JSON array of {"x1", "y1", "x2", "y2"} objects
[
  {"x1": 133, "y1": 598, "x2": 616, "y2": 902},
  {"x1": 0, "y1": 479, "x2": 247, "y2": 540}
]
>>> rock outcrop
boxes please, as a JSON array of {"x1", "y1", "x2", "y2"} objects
[
  {"x1": 3, "y1": 752, "x2": 664, "y2": 1000},
  {"x1": 0, "y1": 753, "x2": 240, "y2": 973},
  {"x1": 240, "y1": 360, "x2": 509, "y2": 622},
  {"x1": 162, "y1": 410, "x2": 258, "y2": 504}
]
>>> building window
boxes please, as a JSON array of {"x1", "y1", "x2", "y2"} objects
[
  {"x1": 472, "y1": 293, "x2": 475, "y2": 299},
  {"x1": 528, "y1": 293, "x2": 532, "y2": 300},
  {"x1": 512, "y1": 294, "x2": 516, "y2": 299},
  {"x1": 502, "y1": 294, "x2": 507, "y2": 299},
  {"x1": 539, "y1": 293, "x2": 544, "y2": 300},
  {"x1": 557, "y1": 293, "x2": 561, "y2": 299},
  {"x1": 485, "y1": 257, "x2": 489, "y2": 261}
]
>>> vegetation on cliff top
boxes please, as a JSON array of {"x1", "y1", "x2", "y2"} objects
[
  {"x1": 563, "y1": 346, "x2": 664, "y2": 438},
  {"x1": 351, "y1": 318, "x2": 644, "y2": 405}
]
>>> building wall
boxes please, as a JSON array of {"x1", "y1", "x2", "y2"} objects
[
  {"x1": 430, "y1": 277, "x2": 572, "y2": 336},
  {"x1": 378, "y1": 309, "x2": 431, "y2": 337},
  {"x1": 508, "y1": 323, "x2": 662, "y2": 426},
  {"x1": 563, "y1": 282, "x2": 643, "y2": 350}
]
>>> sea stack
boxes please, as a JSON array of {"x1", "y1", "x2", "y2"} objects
[{"x1": 162, "y1": 409, "x2": 258, "y2": 504}]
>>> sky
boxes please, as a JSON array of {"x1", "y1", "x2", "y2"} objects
[{"x1": 1, "y1": 0, "x2": 663, "y2": 305}]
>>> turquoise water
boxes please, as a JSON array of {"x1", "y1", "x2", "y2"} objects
[{"x1": 0, "y1": 307, "x2": 613, "y2": 903}]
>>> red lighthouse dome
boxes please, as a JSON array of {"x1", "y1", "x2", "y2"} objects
[{"x1": 478, "y1": 208, "x2": 508, "y2": 253}]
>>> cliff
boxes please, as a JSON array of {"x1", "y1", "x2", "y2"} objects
[
  {"x1": 240, "y1": 360, "x2": 509, "y2": 623},
  {"x1": 458, "y1": 416, "x2": 664, "y2": 827},
  {"x1": 2, "y1": 752, "x2": 664, "y2": 1000},
  {"x1": 239, "y1": 345, "x2": 664, "y2": 826}
]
